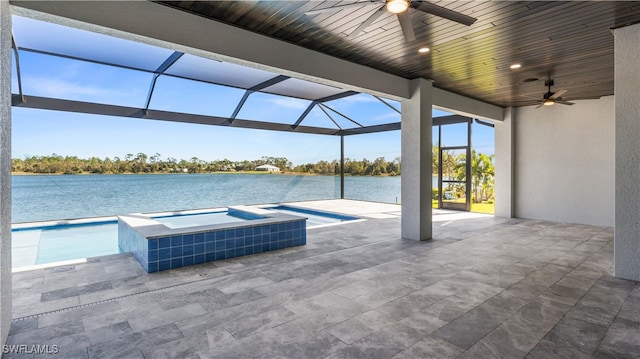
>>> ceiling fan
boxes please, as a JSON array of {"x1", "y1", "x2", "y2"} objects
[
  {"x1": 521, "y1": 78, "x2": 574, "y2": 108},
  {"x1": 305, "y1": 0, "x2": 477, "y2": 42}
]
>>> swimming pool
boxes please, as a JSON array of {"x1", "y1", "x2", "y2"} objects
[{"x1": 11, "y1": 205, "x2": 362, "y2": 268}]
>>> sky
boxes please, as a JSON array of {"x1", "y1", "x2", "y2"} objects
[{"x1": 10, "y1": 15, "x2": 494, "y2": 166}]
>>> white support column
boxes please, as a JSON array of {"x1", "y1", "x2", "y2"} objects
[
  {"x1": 494, "y1": 107, "x2": 515, "y2": 218},
  {"x1": 614, "y1": 24, "x2": 640, "y2": 281},
  {"x1": 401, "y1": 78, "x2": 433, "y2": 240},
  {"x1": 0, "y1": 0, "x2": 12, "y2": 346}
]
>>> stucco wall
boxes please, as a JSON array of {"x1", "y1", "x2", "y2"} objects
[
  {"x1": 614, "y1": 24, "x2": 640, "y2": 281},
  {"x1": 495, "y1": 108, "x2": 514, "y2": 218},
  {"x1": 401, "y1": 79, "x2": 433, "y2": 240},
  {"x1": 514, "y1": 96, "x2": 614, "y2": 226}
]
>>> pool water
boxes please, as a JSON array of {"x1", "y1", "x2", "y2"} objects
[
  {"x1": 13, "y1": 222, "x2": 120, "y2": 266},
  {"x1": 265, "y1": 206, "x2": 358, "y2": 227},
  {"x1": 154, "y1": 212, "x2": 248, "y2": 229}
]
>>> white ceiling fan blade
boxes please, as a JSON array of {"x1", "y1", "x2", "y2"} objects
[
  {"x1": 550, "y1": 89, "x2": 567, "y2": 100},
  {"x1": 397, "y1": 12, "x2": 416, "y2": 42},
  {"x1": 349, "y1": 6, "x2": 386, "y2": 38},
  {"x1": 305, "y1": 2, "x2": 378, "y2": 16}
]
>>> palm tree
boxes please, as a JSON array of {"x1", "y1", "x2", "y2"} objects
[
  {"x1": 441, "y1": 150, "x2": 458, "y2": 185},
  {"x1": 432, "y1": 145, "x2": 439, "y2": 175},
  {"x1": 467, "y1": 150, "x2": 495, "y2": 203}
]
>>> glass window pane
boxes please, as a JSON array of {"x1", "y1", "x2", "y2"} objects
[
  {"x1": 297, "y1": 107, "x2": 340, "y2": 129},
  {"x1": 295, "y1": 106, "x2": 361, "y2": 130},
  {"x1": 149, "y1": 76, "x2": 246, "y2": 117},
  {"x1": 13, "y1": 16, "x2": 173, "y2": 71},
  {"x1": 433, "y1": 109, "x2": 454, "y2": 118},
  {"x1": 236, "y1": 92, "x2": 312, "y2": 124},
  {"x1": 317, "y1": 105, "x2": 362, "y2": 129},
  {"x1": 388, "y1": 99, "x2": 401, "y2": 112},
  {"x1": 472, "y1": 121, "x2": 495, "y2": 154},
  {"x1": 345, "y1": 131, "x2": 401, "y2": 161},
  {"x1": 262, "y1": 78, "x2": 346, "y2": 100},
  {"x1": 440, "y1": 122, "x2": 468, "y2": 147},
  {"x1": 19, "y1": 51, "x2": 151, "y2": 107},
  {"x1": 11, "y1": 50, "x2": 19, "y2": 94},
  {"x1": 324, "y1": 93, "x2": 400, "y2": 127},
  {"x1": 166, "y1": 54, "x2": 280, "y2": 89}
]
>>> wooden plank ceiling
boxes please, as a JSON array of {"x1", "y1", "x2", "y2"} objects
[{"x1": 159, "y1": 1, "x2": 640, "y2": 108}]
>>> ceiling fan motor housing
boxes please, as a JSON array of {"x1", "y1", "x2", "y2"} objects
[{"x1": 543, "y1": 79, "x2": 555, "y2": 99}]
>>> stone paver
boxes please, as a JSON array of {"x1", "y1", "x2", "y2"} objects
[{"x1": 7, "y1": 202, "x2": 639, "y2": 358}]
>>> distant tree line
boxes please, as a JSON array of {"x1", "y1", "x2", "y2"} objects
[
  {"x1": 11, "y1": 153, "x2": 402, "y2": 176},
  {"x1": 293, "y1": 157, "x2": 401, "y2": 176}
]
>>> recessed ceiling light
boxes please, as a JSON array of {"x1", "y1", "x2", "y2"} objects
[
  {"x1": 418, "y1": 47, "x2": 430, "y2": 53},
  {"x1": 510, "y1": 63, "x2": 522, "y2": 69}
]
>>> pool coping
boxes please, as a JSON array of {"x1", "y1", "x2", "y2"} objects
[
  {"x1": 11, "y1": 216, "x2": 118, "y2": 231},
  {"x1": 10, "y1": 203, "x2": 368, "y2": 231}
]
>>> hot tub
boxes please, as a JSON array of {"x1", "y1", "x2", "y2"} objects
[{"x1": 118, "y1": 206, "x2": 306, "y2": 272}]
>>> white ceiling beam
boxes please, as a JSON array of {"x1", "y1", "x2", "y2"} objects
[{"x1": 433, "y1": 88, "x2": 504, "y2": 122}]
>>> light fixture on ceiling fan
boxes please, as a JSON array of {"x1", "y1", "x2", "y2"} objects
[
  {"x1": 305, "y1": 0, "x2": 477, "y2": 42},
  {"x1": 386, "y1": 0, "x2": 409, "y2": 14}
]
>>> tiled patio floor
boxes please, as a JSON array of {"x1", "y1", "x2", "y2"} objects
[{"x1": 7, "y1": 200, "x2": 639, "y2": 358}]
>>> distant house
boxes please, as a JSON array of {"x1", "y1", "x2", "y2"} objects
[{"x1": 255, "y1": 164, "x2": 280, "y2": 172}]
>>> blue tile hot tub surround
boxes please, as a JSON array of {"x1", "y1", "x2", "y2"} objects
[{"x1": 118, "y1": 206, "x2": 306, "y2": 273}]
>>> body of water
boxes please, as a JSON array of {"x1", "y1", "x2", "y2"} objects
[{"x1": 12, "y1": 174, "x2": 401, "y2": 223}]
